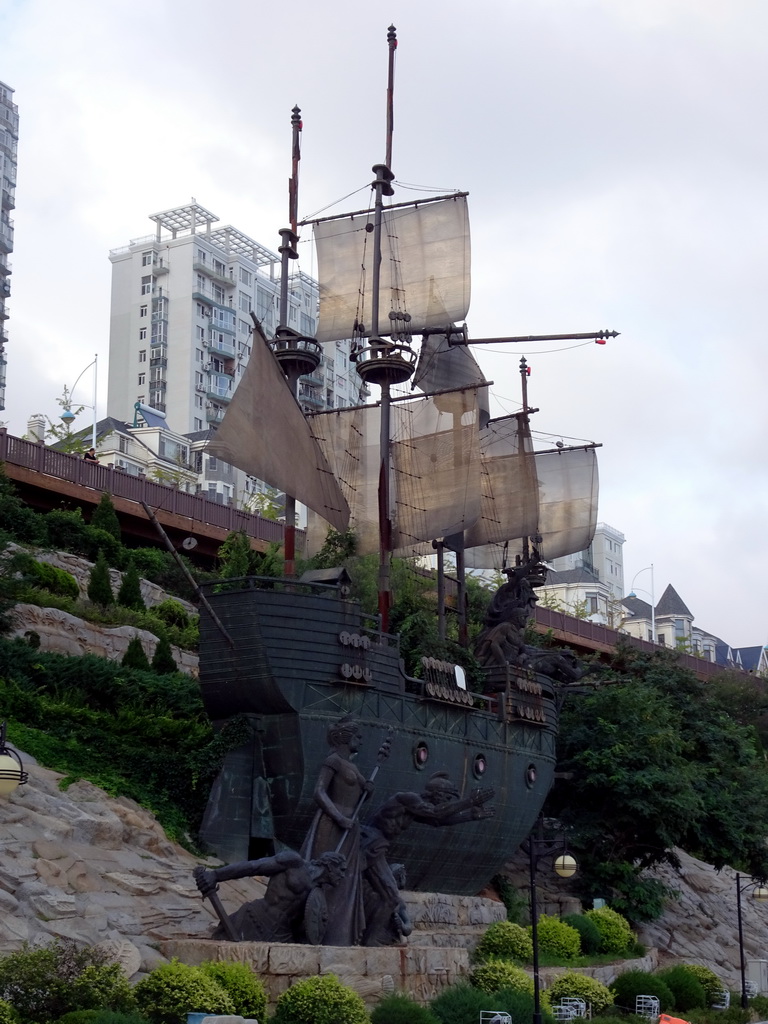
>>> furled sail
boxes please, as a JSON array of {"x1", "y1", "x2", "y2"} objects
[
  {"x1": 308, "y1": 387, "x2": 481, "y2": 556},
  {"x1": 205, "y1": 333, "x2": 350, "y2": 532},
  {"x1": 311, "y1": 195, "x2": 470, "y2": 345}
]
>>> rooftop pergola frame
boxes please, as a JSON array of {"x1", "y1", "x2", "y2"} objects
[{"x1": 148, "y1": 202, "x2": 280, "y2": 268}]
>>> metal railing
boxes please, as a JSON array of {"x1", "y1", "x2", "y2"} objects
[{"x1": 0, "y1": 430, "x2": 285, "y2": 545}]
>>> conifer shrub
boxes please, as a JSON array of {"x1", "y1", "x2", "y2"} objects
[
  {"x1": 677, "y1": 965, "x2": 724, "y2": 1006},
  {"x1": 133, "y1": 960, "x2": 233, "y2": 1024},
  {"x1": 610, "y1": 970, "x2": 674, "y2": 1013},
  {"x1": 151, "y1": 635, "x2": 177, "y2": 675},
  {"x1": 121, "y1": 636, "x2": 151, "y2": 672},
  {"x1": 371, "y1": 991, "x2": 439, "y2": 1024},
  {"x1": 562, "y1": 913, "x2": 602, "y2": 955},
  {"x1": 271, "y1": 974, "x2": 369, "y2": 1024},
  {"x1": 471, "y1": 960, "x2": 534, "y2": 996},
  {"x1": 533, "y1": 914, "x2": 581, "y2": 960},
  {"x1": 90, "y1": 492, "x2": 122, "y2": 540},
  {"x1": 117, "y1": 562, "x2": 145, "y2": 611},
  {"x1": 547, "y1": 972, "x2": 614, "y2": 1015},
  {"x1": 430, "y1": 982, "x2": 496, "y2": 1024},
  {"x1": 87, "y1": 551, "x2": 114, "y2": 607},
  {"x1": 198, "y1": 961, "x2": 266, "y2": 1021},
  {"x1": 475, "y1": 920, "x2": 533, "y2": 963},
  {"x1": 656, "y1": 966, "x2": 706, "y2": 1010},
  {"x1": 0, "y1": 940, "x2": 134, "y2": 1024},
  {"x1": 585, "y1": 906, "x2": 634, "y2": 955}
]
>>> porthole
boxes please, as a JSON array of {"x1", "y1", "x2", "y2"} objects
[
  {"x1": 413, "y1": 742, "x2": 429, "y2": 770},
  {"x1": 473, "y1": 753, "x2": 487, "y2": 778},
  {"x1": 525, "y1": 763, "x2": 537, "y2": 788}
]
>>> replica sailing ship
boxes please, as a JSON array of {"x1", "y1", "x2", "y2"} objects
[{"x1": 197, "y1": 27, "x2": 616, "y2": 897}]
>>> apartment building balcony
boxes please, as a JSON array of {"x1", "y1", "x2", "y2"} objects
[
  {"x1": 149, "y1": 355, "x2": 167, "y2": 369},
  {"x1": 205, "y1": 406, "x2": 225, "y2": 425},
  {"x1": 301, "y1": 370, "x2": 324, "y2": 388},
  {"x1": 0, "y1": 259, "x2": 10, "y2": 277},
  {"x1": 0, "y1": 219, "x2": 13, "y2": 253},
  {"x1": 206, "y1": 335, "x2": 237, "y2": 359},
  {"x1": 0, "y1": 278, "x2": 9, "y2": 298},
  {"x1": 298, "y1": 386, "x2": 323, "y2": 409},
  {"x1": 193, "y1": 262, "x2": 235, "y2": 288},
  {"x1": 152, "y1": 259, "x2": 169, "y2": 275},
  {"x1": 206, "y1": 384, "x2": 233, "y2": 403},
  {"x1": 1, "y1": 185, "x2": 14, "y2": 212}
]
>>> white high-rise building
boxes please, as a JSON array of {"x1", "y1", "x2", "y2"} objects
[
  {"x1": 107, "y1": 202, "x2": 366, "y2": 506},
  {"x1": 0, "y1": 80, "x2": 18, "y2": 412}
]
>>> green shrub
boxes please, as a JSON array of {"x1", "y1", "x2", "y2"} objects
[
  {"x1": 87, "y1": 551, "x2": 114, "y2": 607},
  {"x1": 46, "y1": 508, "x2": 90, "y2": 552},
  {"x1": 547, "y1": 972, "x2": 614, "y2": 1015},
  {"x1": 492, "y1": 874, "x2": 527, "y2": 924},
  {"x1": 198, "y1": 961, "x2": 266, "y2": 1021},
  {"x1": 0, "y1": 468, "x2": 46, "y2": 544},
  {"x1": 0, "y1": 998, "x2": 17, "y2": 1024},
  {"x1": 90, "y1": 493, "x2": 122, "y2": 541},
  {"x1": 57, "y1": 1012, "x2": 100, "y2": 1024},
  {"x1": 657, "y1": 967, "x2": 706, "y2": 1010},
  {"x1": 471, "y1": 960, "x2": 534, "y2": 996},
  {"x1": 0, "y1": 940, "x2": 134, "y2": 1024},
  {"x1": 585, "y1": 907, "x2": 634, "y2": 955},
  {"x1": 133, "y1": 960, "x2": 233, "y2": 1024},
  {"x1": 151, "y1": 635, "x2": 177, "y2": 675},
  {"x1": 152, "y1": 599, "x2": 191, "y2": 630},
  {"x1": 371, "y1": 992, "x2": 439, "y2": 1024},
  {"x1": 679, "y1": 965, "x2": 725, "y2": 1006},
  {"x1": 121, "y1": 636, "x2": 151, "y2": 672},
  {"x1": 24, "y1": 560, "x2": 80, "y2": 599},
  {"x1": 494, "y1": 987, "x2": 556, "y2": 1024},
  {"x1": 533, "y1": 914, "x2": 581, "y2": 961},
  {"x1": 117, "y1": 562, "x2": 145, "y2": 611},
  {"x1": 475, "y1": 920, "x2": 533, "y2": 963},
  {"x1": 562, "y1": 913, "x2": 602, "y2": 955},
  {"x1": 429, "y1": 983, "x2": 496, "y2": 1024},
  {"x1": 82, "y1": 527, "x2": 126, "y2": 569},
  {"x1": 271, "y1": 974, "x2": 369, "y2": 1024},
  {"x1": 610, "y1": 970, "x2": 674, "y2": 1013}
]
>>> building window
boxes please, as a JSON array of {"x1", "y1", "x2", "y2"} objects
[
  {"x1": 239, "y1": 267, "x2": 251, "y2": 286},
  {"x1": 658, "y1": 634, "x2": 666, "y2": 646},
  {"x1": 674, "y1": 618, "x2": 686, "y2": 638},
  {"x1": 196, "y1": 348, "x2": 203, "y2": 362},
  {"x1": 141, "y1": 275, "x2": 154, "y2": 295},
  {"x1": 196, "y1": 302, "x2": 208, "y2": 318},
  {"x1": 195, "y1": 394, "x2": 203, "y2": 408},
  {"x1": 138, "y1": 349, "x2": 147, "y2": 363},
  {"x1": 139, "y1": 327, "x2": 147, "y2": 341},
  {"x1": 212, "y1": 284, "x2": 225, "y2": 304},
  {"x1": 195, "y1": 371, "x2": 204, "y2": 389},
  {"x1": 239, "y1": 292, "x2": 251, "y2": 313},
  {"x1": 194, "y1": 417, "x2": 203, "y2": 431},
  {"x1": 213, "y1": 259, "x2": 226, "y2": 276},
  {"x1": 141, "y1": 251, "x2": 153, "y2": 266},
  {"x1": 140, "y1": 304, "x2": 148, "y2": 318},
  {"x1": 138, "y1": 373, "x2": 145, "y2": 386},
  {"x1": 197, "y1": 248, "x2": 207, "y2": 264}
]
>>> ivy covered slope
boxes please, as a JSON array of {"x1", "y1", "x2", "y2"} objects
[{"x1": 547, "y1": 640, "x2": 768, "y2": 919}]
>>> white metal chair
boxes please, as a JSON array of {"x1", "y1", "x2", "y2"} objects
[
  {"x1": 711, "y1": 989, "x2": 731, "y2": 1009},
  {"x1": 746, "y1": 981, "x2": 759, "y2": 999},
  {"x1": 552, "y1": 1006, "x2": 580, "y2": 1021},
  {"x1": 635, "y1": 995, "x2": 661, "y2": 1020},
  {"x1": 479, "y1": 1013, "x2": 512, "y2": 1024}
]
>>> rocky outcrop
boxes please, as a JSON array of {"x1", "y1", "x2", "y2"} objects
[{"x1": 8, "y1": 603, "x2": 198, "y2": 676}]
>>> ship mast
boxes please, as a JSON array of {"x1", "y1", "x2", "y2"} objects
[
  {"x1": 269, "y1": 105, "x2": 322, "y2": 577},
  {"x1": 354, "y1": 25, "x2": 418, "y2": 633}
]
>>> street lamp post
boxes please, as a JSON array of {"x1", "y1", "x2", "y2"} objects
[
  {"x1": 0, "y1": 720, "x2": 28, "y2": 796},
  {"x1": 524, "y1": 817, "x2": 577, "y2": 1024},
  {"x1": 736, "y1": 872, "x2": 768, "y2": 1007},
  {"x1": 628, "y1": 563, "x2": 655, "y2": 644},
  {"x1": 61, "y1": 354, "x2": 98, "y2": 449}
]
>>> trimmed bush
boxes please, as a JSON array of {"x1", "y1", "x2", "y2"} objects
[
  {"x1": 121, "y1": 636, "x2": 151, "y2": 672},
  {"x1": 0, "y1": 940, "x2": 134, "y2": 1023},
  {"x1": 0, "y1": 999, "x2": 16, "y2": 1024},
  {"x1": 534, "y1": 914, "x2": 581, "y2": 960},
  {"x1": 91, "y1": 493, "x2": 122, "y2": 541},
  {"x1": 547, "y1": 972, "x2": 614, "y2": 1015},
  {"x1": 585, "y1": 907, "x2": 634, "y2": 955},
  {"x1": 679, "y1": 964, "x2": 725, "y2": 1006},
  {"x1": 87, "y1": 551, "x2": 114, "y2": 607},
  {"x1": 117, "y1": 562, "x2": 145, "y2": 612},
  {"x1": 151, "y1": 635, "x2": 177, "y2": 675},
  {"x1": 271, "y1": 974, "x2": 369, "y2": 1024},
  {"x1": 471, "y1": 960, "x2": 534, "y2": 996},
  {"x1": 475, "y1": 920, "x2": 533, "y2": 963},
  {"x1": 152, "y1": 599, "x2": 191, "y2": 630},
  {"x1": 562, "y1": 913, "x2": 602, "y2": 956},
  {"x1": 430, "y1": 982, "x2": 496, "y2": 1024},
  {"x1": 610, "y1": 970, "x2": 674, "y2": 1013},
  {"x1": 656, "y1": 966, "x2": 706, "y2": 1010},
  {"x1": 133, "y1": 960, "x2": 233, "y2": 1024},
  {"x1": 198, "y1": 961, "x2": 266, "y2": 1021},
  {"x1": 371, "y1": 992, "x2": 439, "y2": 1024}
]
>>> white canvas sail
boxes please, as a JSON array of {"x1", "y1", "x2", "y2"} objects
[
  {"x1": 205, "y1": 334, "x2": 350, "y2": 532},
  {"x1": 307, "y1": 388, "x2": 481, "y2": 556},
  {"x1": 311, "y1": 196, "x2": 470, "y2": 345}
]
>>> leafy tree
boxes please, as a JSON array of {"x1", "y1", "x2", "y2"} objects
[
  {"x1": 90, "y1": 492, "x2": 121, "y2": 541},
  {"x1": 117, "y1": 561, "x2": 145, "y2": 611},
  {"x1": 121, "y1": 636, "x2": 150, "y2": 672},
  {"x1": 217, "y1": 530, "x2": 251, "y2": 580},
  {"x1": 87, "y1": 551, "x2": 114, "y2": 608},
  {"x1": 151, "y1": 635, "x2": 177, "y2": 675},
  {"x1": 548, "y1": 641, "x2": 768, "y2": 918},
  {"x1": 45, "y1": 387, "x2": 90, "y2": 455}
]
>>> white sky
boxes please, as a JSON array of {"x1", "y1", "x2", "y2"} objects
[{"x1": 1, "y1": 0, "x2": 766, "y2": 647}]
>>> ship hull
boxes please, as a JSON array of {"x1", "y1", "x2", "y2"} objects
[{"x1": 198, "y1": 581, "x2": 558, "y2": 896}]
